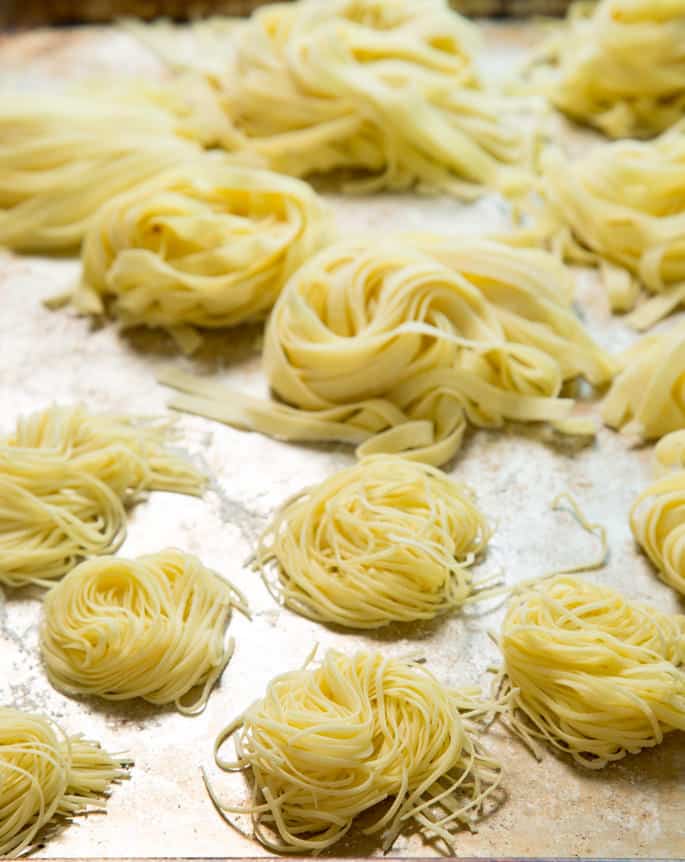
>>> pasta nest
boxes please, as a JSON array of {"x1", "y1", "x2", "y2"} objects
[
  {"x1": 207, "y1": 649, "x2": 503, "y2": 852},
  {"x1": 539, "y1": 121, "x2": 685, "y2": 318},
  {"x1": 222, "y1": 0, "x2": 528, "y2": 196},
  {"x1": 631, "y1": 430, "x2": 685, "y2": 596},
  {"x1": 0, "y1": 707, "x2": 128, "y2": 858},
  {"x1": 41, "y1": 549, "x2": 248, "y2": 713},
  {"x1": 255, "y1": 454, "x2": 492, "y2": 628},
  {"x1": 0, "y1": 404, "x2": 205, "y2": 587},
  {"x1": 531, "y1": 0, "x2": 685, "y2": 139},
  {"x1": 602, "y1": 320, "x2": 685, "y2": 439},
  {"x1": 0, "y1": 78, "x2": 238, "y2": 252},
  {"x1": 497, "y1": 574, "x2": 685, "y2": 768},
  {"x1": 73, "y1": 159, "x2": 333, "y2": 336},
  {"x1": 161, "y1": 238, "x2": 613, "y2": 466}
]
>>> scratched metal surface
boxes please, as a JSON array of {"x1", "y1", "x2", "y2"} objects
[{"x1": 0, "y1": 19, "x2": 684, "y2": 860}]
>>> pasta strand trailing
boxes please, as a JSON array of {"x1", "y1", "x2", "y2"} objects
[
  {"x1": 160, "y1": 237, "x2": 612, "y2": 466},
  {"x1": 205, "y1": 649, "x2": 504, "y2": 853},
  {"x1": 255, "y1": 454, "x2": 492, "y2": 628},
  {"x1": 0, "y1": 404, "x2": 205, "y2": 587},
  {"x1": 496, "y1": 574, "x2": 685, "y2": 768},
  {"x1": 0, "y1": 707, "x2": 129, "y2": 858},
  {"x1": 41, "y1": 549, "x2": 249, "y2": 713}
]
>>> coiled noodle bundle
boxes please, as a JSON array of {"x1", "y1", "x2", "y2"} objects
[
  {"x1": 497, "y1": 575, "x2": 685, "y2": 768},
  {"x1": 530, "y1": 0, "x2": 685, "y2": 139},
  {"x1": 73, "y1": 160, "x2": 332, "y2": 337},
  {"x1": 221, "y1": 0, "x2": 528, "y2": 196},
  {"x1": 41, "y1": 549, "x2": 248, "y2": 713},
  {"x1": 160, "y1": 238, "x2": 612, "y2": 466},
  {"x1": 206, "y1": 649, "x2": 503, "y2": 852},
  {"x1": 255, "y1": 454, "x2": 491, "y2": 628},
  {"x1": 0, "y1": 79, "x2": 238, "y2": 252},
  {"x1": 602, "y1": 320, "x2": 685, "y2": 439},
  {"x1": 538, "y1": 123, "x2": 685, "y2": 318},
  {"x1": 0, "y1": 707, "x2": 129, "y2": 857},
  {"x1": 631, "y1": 472, "x2": 685, "y2": 595},
  {"x1": 0, "y1": 404, "x2": 205, "y2": 587}
]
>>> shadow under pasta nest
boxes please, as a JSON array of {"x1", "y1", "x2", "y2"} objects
[
  {"x1": 58, "y1": 688, "x2": 178, "y2": 732},
  {"x1": 117, "y1": 319, "x2": 265, "y2": 372}
]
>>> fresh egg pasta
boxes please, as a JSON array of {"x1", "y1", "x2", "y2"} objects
[
  {"x1": 160, "y1": 238, "x2": 612, "y2": 466},
  {"x1": 0, "y1": 77, "x2": 239, "y2": 252},
  {"x1": 41, "y1": 549, "x2": 249, "y2": 713},
  {"x1": 0, "y1": 707, "x2": 129, "y2": 858},
  {"x1": 537, "y1": 122, "x2": 685, "y2": 318},
  {"x1": 529, "y1": 0, "x2": 685, "y2": 139},
  {"x1": 0, "y1": 404, "x2": 205, "y2": 587},
  {"x1": 205, "y1": 649, "x2": 503, "y2": 852},
  {"x1": 496, "y1": 574, "x2": 685, "y2": 768},
  {"x1": 602, "y1": 320, "x2": 685, "y2": 439},
  {"x1": 219, "y1": 0, "x2": 529, "y2": 196},
  {"x1": 255, "y1": 454, "x2": 492, "y2": 628},
  {"x1": 72, "y1": 159, "x2": 332, "y2": 340}
]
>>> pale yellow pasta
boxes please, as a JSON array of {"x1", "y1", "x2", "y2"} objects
[
  {"x1": 0, "y1": 77, "x2": 240, "y2": 252},
  {"x1": 496, "y1": 574, "x2": 685, "y2": 768},
  {"x1": 655, "y1": 429, "x2": 685, "y2": 470},
  {"x1": 205, "y1": 649, "x2": 503, "y2": 853},
  {"x1": 0, "y1": 404, "x2": 205, "y2": 587},
  {"x1": 631, "y1": 472, "x2": 685, "y2": 595},
  {"x1": 41, "y1": 549, "x2": 248, "y2": 713},
  {"x1": 219, "y1": 0, "x2": 529, "y2": 197},
  {"x1": 529, "y1": 0, "x2": 685, "y2": 139},
  {"x1": 72, "y1": 159, "x2": 332, "y2": 338},
  {"x1": 602, "y1": 320, "x2": 685, "y2": 439},
  {"x1": 255, "y1": 454, "x2": 492, "y2": 628},
  {"x1": 537, "y1": 122, "x2": 685, "y2": 319},
  {"x1": 160, "y1": 238, "x2": 612, "y2": 467},
  {"x1": 0, "y1": 707, "x2": 129, "y2": 858}
]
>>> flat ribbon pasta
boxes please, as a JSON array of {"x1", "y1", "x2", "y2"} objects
[
  {"x1": 537, "y1": 122, "x2": 685, "y2": 319},
  {"x1": 205, "y1": 649, "x2": 503, "y2": 853},
  {"x1": 529, "y1": 0, "x2": 685, "y2": 139},
  {"x1": 0, "y1": 404, "x2": 205, "y2": 587},
  {"x1": 72, "y1": 159, "x2": 332, "y2": 338},
  {"x1": 0, "y1": 707, "x2": 129, "y2": 858},
  {"x1": 602, "y1": 320, "x2": 685, "y2": 439},
  {"x1": 496, "y1": 574, "x2": 685, "y2": 768},
  {"x1": 0, "y1": 77, "x2": 240, "y2": 252},
  {"x1": 220, "y1": 0, "x2": 529, "y2": 197},
  {"x1": 41, "y1": 549, "x2": 249, "y2": 713},
  {"x1": 255, "y1": 454, "x2": 492, "y2": 628},
  {"x1": 160, "y1": 238, "x2": 612, "y2": 466}
]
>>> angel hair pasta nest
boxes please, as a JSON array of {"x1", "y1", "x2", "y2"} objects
[
  {"x1": 0, "y1": 707, "x2": 129, "y2": 858},
  {"x1": 0, "y1": 404, "x2": 205, "y2": 587},
  {"x1": 205, "y1": 648, "x2": 504, "y2": 853},
  {"x1": 41, "y1": 549, "x2": 249, "y2": 714},
  {"x1": 255, "y1": 454, "x2": 493, "y2": 628},
  {"x1": 496, "y1": 574, "x2": 685, "y2": 768}
]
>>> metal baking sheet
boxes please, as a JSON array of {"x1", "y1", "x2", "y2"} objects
[{"x1": 1, "y1": 19, "x2": 684, "y2": 860}]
